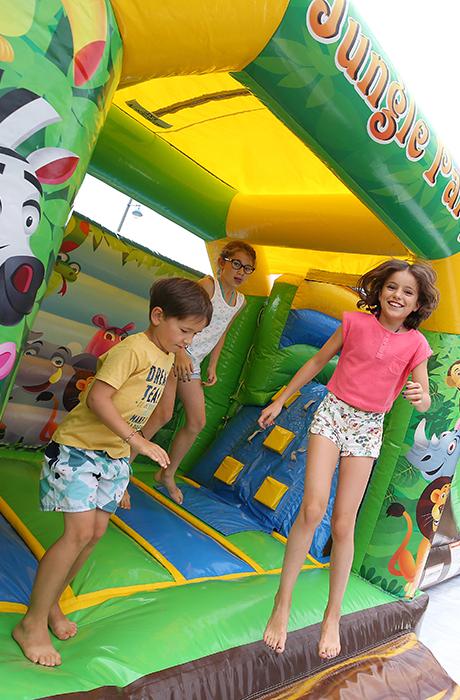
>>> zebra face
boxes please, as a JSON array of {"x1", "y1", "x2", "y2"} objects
[
  {"x1": 0, "y1": 148, "x2": 45, "y2": 326},
  {"x1": 0, "y1": 88, "x2": 79, "y2": 329}
]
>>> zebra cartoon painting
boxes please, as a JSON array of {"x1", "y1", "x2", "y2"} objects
[{"x1": 0, "y1": 87, "x2": 79, "y2": 327}]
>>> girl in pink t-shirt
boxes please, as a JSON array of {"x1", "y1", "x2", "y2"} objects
[{"x1": 258, "y1": 259, "x2": 440, "y2": 660}]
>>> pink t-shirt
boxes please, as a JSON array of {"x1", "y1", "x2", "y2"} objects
[{"x1": 327, "y1": 311, "x2": 432, "y2": 413}]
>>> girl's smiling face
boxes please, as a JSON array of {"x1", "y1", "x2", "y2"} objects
[{"x1": 378, "y1": 269, "x2": 420, "y2": 325}]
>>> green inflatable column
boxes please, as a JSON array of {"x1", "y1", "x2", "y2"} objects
[
  {"x1": 237, "y1": 276, "x2": 337, "y2": 406},
  {"x1": 0, "y1": 0, "x2": 122, "y2": 416}
]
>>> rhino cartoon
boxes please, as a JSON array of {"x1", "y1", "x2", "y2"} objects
[{"x1": 406, "y1": 418, "x2": 460, "y2": 482}]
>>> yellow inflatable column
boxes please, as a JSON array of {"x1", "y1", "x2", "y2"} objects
[{"x1": 429, "y1": 253, "x2": 460, "y2": 334}]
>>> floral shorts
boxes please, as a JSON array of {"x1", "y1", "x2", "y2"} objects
[
  {"x1": 40, "y1": 441, "x2": 130, "y2": 513},
  {"x1": 309, "y1": 392, "x2": 384, "y2": 458}
]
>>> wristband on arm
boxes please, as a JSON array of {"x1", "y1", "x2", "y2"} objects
[{"x1": 123, "y1": 428, "x2": 145, "y2": 443}]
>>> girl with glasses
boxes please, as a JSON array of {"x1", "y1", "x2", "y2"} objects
[{"x1": 126, "y1": 241, "x2": 256, "y2": 506}]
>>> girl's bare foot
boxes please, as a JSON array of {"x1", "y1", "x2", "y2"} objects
[
  {"x1": 318, "y1": 614, "x2": 341, "y2": 659},
  {"x1": 48, "y1": 604, "x2": 77, "y2": 640},
  {"x1": 263, "y1": 596, "x2": 290, "y2": 653},
  {"x1": 13, "y1": 618, "x2": 61, "y2": 666},
  {"x1": 155, "y1": 470, "x2": 183, "y2": 505}
]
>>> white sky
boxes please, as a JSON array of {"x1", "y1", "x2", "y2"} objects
[{"x1": 74, "y1": 1, "x2": 459, "y2": 273}]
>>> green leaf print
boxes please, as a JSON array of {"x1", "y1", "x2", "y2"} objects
[{"x1": 305, "y1": 77, "x2": 335, "y2": 109}]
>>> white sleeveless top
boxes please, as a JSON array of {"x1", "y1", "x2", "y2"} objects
[{"x1": 187, "y1": 277, "x2": 244, "y2": 372}]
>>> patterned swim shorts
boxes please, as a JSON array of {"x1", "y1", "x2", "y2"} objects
[
  {"x1": 309, "y1": 392, "x2": 384, "y2": 458},
  {"x1": 40, "y1": 441, "x2": 130, "y2": 513}
]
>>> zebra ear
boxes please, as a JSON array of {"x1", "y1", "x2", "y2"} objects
[{"x1": 28, "y1": 147, "x2": 79, "y2": 185}]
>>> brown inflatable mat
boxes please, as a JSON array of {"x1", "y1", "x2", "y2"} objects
[{"x1": 259, "y1": 633, "x2": 459, "y2": 700}]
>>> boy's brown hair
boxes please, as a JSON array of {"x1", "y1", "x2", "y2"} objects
[
  {"x1": 149, "y1": 277, "x2": 212, "y2": 325},
  {"x1": 356, "y1": 259, "x2": 440, "y2": 329}
]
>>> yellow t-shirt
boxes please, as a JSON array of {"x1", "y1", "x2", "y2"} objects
[{"x1": 53, "y1": 332, "x2": 174, "y2": 458}]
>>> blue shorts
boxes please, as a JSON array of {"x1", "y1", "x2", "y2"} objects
[{"x1": 40, "y1": 442, "x2": 130, "y2": 513}]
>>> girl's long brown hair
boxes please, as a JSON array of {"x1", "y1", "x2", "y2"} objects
[{"x1": 357, "y1": 259, "x2": 439, "y2": 329}]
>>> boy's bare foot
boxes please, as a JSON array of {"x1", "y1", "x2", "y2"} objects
[
  {"x1": 318, "y1": 614, "x2": 341, "y2": 659},
  {"x1": 13, "y1": 618, "x2": 62, "y2": 666},
  {"x1": 48, "y1": 604, "x2": 77, "y2": 640},
  {"x1": 263, "y1": 595, "x2": 290, "y2": 653},
  {"x1": 155, "y1": 470, "x2": 183, "y2": 505}
]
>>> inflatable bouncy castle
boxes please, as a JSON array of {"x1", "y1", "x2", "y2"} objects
[{"x1": 1, "y1": 2, "x2": 459, "y2": 698}]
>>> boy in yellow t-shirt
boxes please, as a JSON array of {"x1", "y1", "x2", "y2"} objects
[{"x1": 13, "y1": 277, "x2": 212, "y2": 668}]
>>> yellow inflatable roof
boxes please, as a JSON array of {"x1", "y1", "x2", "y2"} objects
[{"x1": 114, "y1": 74, "x2": 406, "y2": 256}]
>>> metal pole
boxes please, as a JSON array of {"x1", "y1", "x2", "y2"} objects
[{"x1": 117, "y1": 197, "x2": 132, "y2": 233}]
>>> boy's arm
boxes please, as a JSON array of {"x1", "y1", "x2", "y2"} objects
[
  {"x1": 128, "y1": 370, "x2": 177, "y2": 463},
  {"x1": 403, "y1": 359, "x2": 431, "y2": 412},
  {"x1": 258, "y1": 326, "x2": 343, "y2": 428},
  {"x1": 86, "y1": 379, "x2": 169, "y2": 467},
  {"x1": 174, "y1": 347, "x2": 194, "y2": 382}
]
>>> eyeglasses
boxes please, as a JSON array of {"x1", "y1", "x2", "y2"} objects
[{"x1": 223, "y1": 257, "x2": 255, "y2": 275}]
